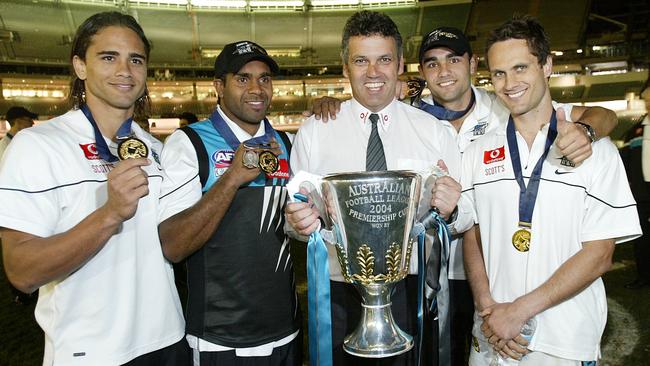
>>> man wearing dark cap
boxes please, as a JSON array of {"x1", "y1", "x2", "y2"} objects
[
  {"x1": 0, "y1": 106, "x2": 36, "y2": 160},
  {"x1": 418, "y1": 25, "x2": 619, "y2": 366},
  {"x1": 304, "y1": 25, "x2": 619, "y2": 365},
  {"x1": 158, "y1": 40, "x2": 301, "y2": 366}
]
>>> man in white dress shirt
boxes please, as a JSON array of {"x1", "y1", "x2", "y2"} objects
[
  {"x1": 305, "y1": 24, "x2": 618, "y2": 365},
  {"x1": 286, "y1": 10, "x2": 469, "y2": 366}
]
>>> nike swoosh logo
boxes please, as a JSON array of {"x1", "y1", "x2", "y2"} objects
[{"x1": 554, "y1": 169, "x2": 573, "y2": 175}]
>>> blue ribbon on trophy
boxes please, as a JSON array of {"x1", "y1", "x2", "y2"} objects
[
  {"x1": 420, "y1": 208, "x2": 453, "y2": 366},
  {"x1": 289, "y1": 170, "x2": 453, "y2": 366},
  {"x1": 293, "y1": 192, "x2": 333, "y2": 366}
]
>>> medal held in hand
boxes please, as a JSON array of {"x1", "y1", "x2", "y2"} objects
[
  {"x1": 242, "y1": 149, "x2": 259, "y2": 169},
  {"x1": 117, "y1": 136, "x2": 149, "y2": 160},
  {"x1": 258, "y1": 150, "x2": 279, "y2": 174},
  {"x1": 512, "y1": 228, "x2": 531, "y2": 252}
]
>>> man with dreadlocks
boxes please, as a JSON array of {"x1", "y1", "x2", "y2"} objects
[{"x1": 0, "y1": 12, "x2": 187, "y2": 366}]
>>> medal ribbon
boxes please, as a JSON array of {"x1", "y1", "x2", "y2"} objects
[
  {"x1": 419, "y1": 89, "x2": 476, "y2": 121},
  {"x1": 294, "y1": 193, "x2": 333, "y2": 366},
  {"x1": 209, "y1": 108, "x2": 275, "y2": 150},
  {"x1": 506, "y1": 110, "x2": 558, "y2": 228},
  {"x1": 81, "y1": 104, "x2": 133, "y2": 163}
]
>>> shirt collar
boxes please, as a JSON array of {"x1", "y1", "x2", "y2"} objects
[
  {"x1": 421, "y1": 90, "x2": 485, "y2": 134},
  {"x1": 350, "y1": 97, "x2": 396, "y2": 130},
  {"x1": 216, "y1": 105, "x2": 265, "y2": 142},
  {"x1": 499, "y1": 114, "x2": 553, "y2": 137}
]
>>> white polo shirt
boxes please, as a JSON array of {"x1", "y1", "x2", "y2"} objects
[
  {"x1": 460, "y1": 103, "x2": 641, "y2": 361},
  {"x1": 291, "y1": 98, "x2": 467, "y2": 281},
  {"x1": 422, "y1": 88, "x2": 574, "y2": 280},
  {"x1": 0, "y1": 134, "x2": 12, "y2": 162},
  {"x1": 421, "y1": 87, "x2": 509, "y2": 280},
  {"x1": 0, "y1": 109, "x2": 185, "y2": 366}
]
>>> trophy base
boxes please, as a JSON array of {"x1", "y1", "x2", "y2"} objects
[{"x1": 342, "y1": 302, "x2": 414, "y2": 358}]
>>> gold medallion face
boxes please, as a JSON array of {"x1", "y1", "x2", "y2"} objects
[
  {"x1": 117, "y1": 137, "x2": 149, "y2": 160},
  {"x1": 258, "y1": 151, "x2": 279, "y2": 174},
  {"x1": 512, "y1": 228, "x2": 531, "y2": 252}
]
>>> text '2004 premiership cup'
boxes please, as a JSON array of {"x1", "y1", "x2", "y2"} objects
[{"x1": 321, "y1": 170, "x2": 421, "y2": 358}]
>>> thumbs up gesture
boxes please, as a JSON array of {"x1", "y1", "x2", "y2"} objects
[{"x1": 554, "y1": 108, "x2": 593, "y2": 165}]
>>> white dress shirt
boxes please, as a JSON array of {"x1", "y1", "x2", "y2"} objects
[{"x1": 291, "y1": 97, "x2": 468, "y2": 281}]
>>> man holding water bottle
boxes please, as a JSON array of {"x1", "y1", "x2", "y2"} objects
[{"x1": 461, "y1": 15, "x2": 641, "y2": 365}]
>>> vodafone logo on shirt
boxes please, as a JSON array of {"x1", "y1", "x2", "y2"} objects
[
  {"x1": 483, "y1": 146, "x2": 505, "y2": 164},
  {"x1": 266, "y1": 159, "x2": 290, "y2": 179},
  {"x1": 79, "y1": 143, "x2": 100, "y2": 160}
]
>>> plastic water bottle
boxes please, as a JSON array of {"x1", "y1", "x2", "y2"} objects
[
  {"x1": 520, "y1": 317, "x2": 537, "y2": 343},
  {"x1": 489, "y1": 317, "x2": 536, "y2": 365}
]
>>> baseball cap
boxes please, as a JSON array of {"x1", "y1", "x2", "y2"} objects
[
  {"x1": 214, "y1": 41, "x2": 280, "y2": 78},
  {"x1": 6, "y1": 106, "x2": 38, "y2": 122},
  {"x1": 419, "y1": 27, "x2": 472, "y2": 62}
]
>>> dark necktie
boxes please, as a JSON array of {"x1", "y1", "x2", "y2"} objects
[{"x1": 365, "y1": 113, "x2": 387, "y2": 171}]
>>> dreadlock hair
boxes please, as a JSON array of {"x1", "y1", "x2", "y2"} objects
[{"x1": 69, "y1": 11, "x2": 151, "y2": 118}]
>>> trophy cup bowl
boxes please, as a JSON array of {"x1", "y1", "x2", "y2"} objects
[{"x1": 321, "y1": 170, "x2": 421, "y2": 358}]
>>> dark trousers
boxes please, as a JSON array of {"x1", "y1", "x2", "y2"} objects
[
  {"x1": 448, "y1": 279, "x2": 474, "y2": 366},
  {"x1": 330, "y1": 275, "x2": 434, "y2": 366},
  {"x1": 633, "y1": 203, "x2": 650, "y2": 281},
  {"x1": 122, "y1": 338, "x2": 191, "y2": 366},
  {"x1": 195, "y1": 334, "x2": 302, "y2": 366}
]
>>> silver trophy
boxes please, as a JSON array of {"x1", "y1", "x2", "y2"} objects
[{"x1": 320, "y1": 170, "x2": 422, "y2": 358}]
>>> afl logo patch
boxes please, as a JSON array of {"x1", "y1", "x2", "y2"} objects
[
  {"x1": 211, "y1": 149, "x2": 235, "y2": 177},
  {"x1": 483, "y1": 146, "x2": 505, "y2": 164},
  {"x1": 79, "y1": 143, "x2": 100, "y2": 160}
]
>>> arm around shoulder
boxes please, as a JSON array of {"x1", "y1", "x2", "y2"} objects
[{"x1": 571, "y1": 105, "x2": 617, "y2": 139}]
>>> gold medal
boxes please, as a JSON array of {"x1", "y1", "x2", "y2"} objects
[
  {"x1": 117, "y1": 137, "x2": 148, "y2": 160},
  {"x1": 258, "y1": 151, "x2": 279, "y2": 174},
  {"x1": 512, "y1": 228, "x2": 531, "y2": 252}
]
